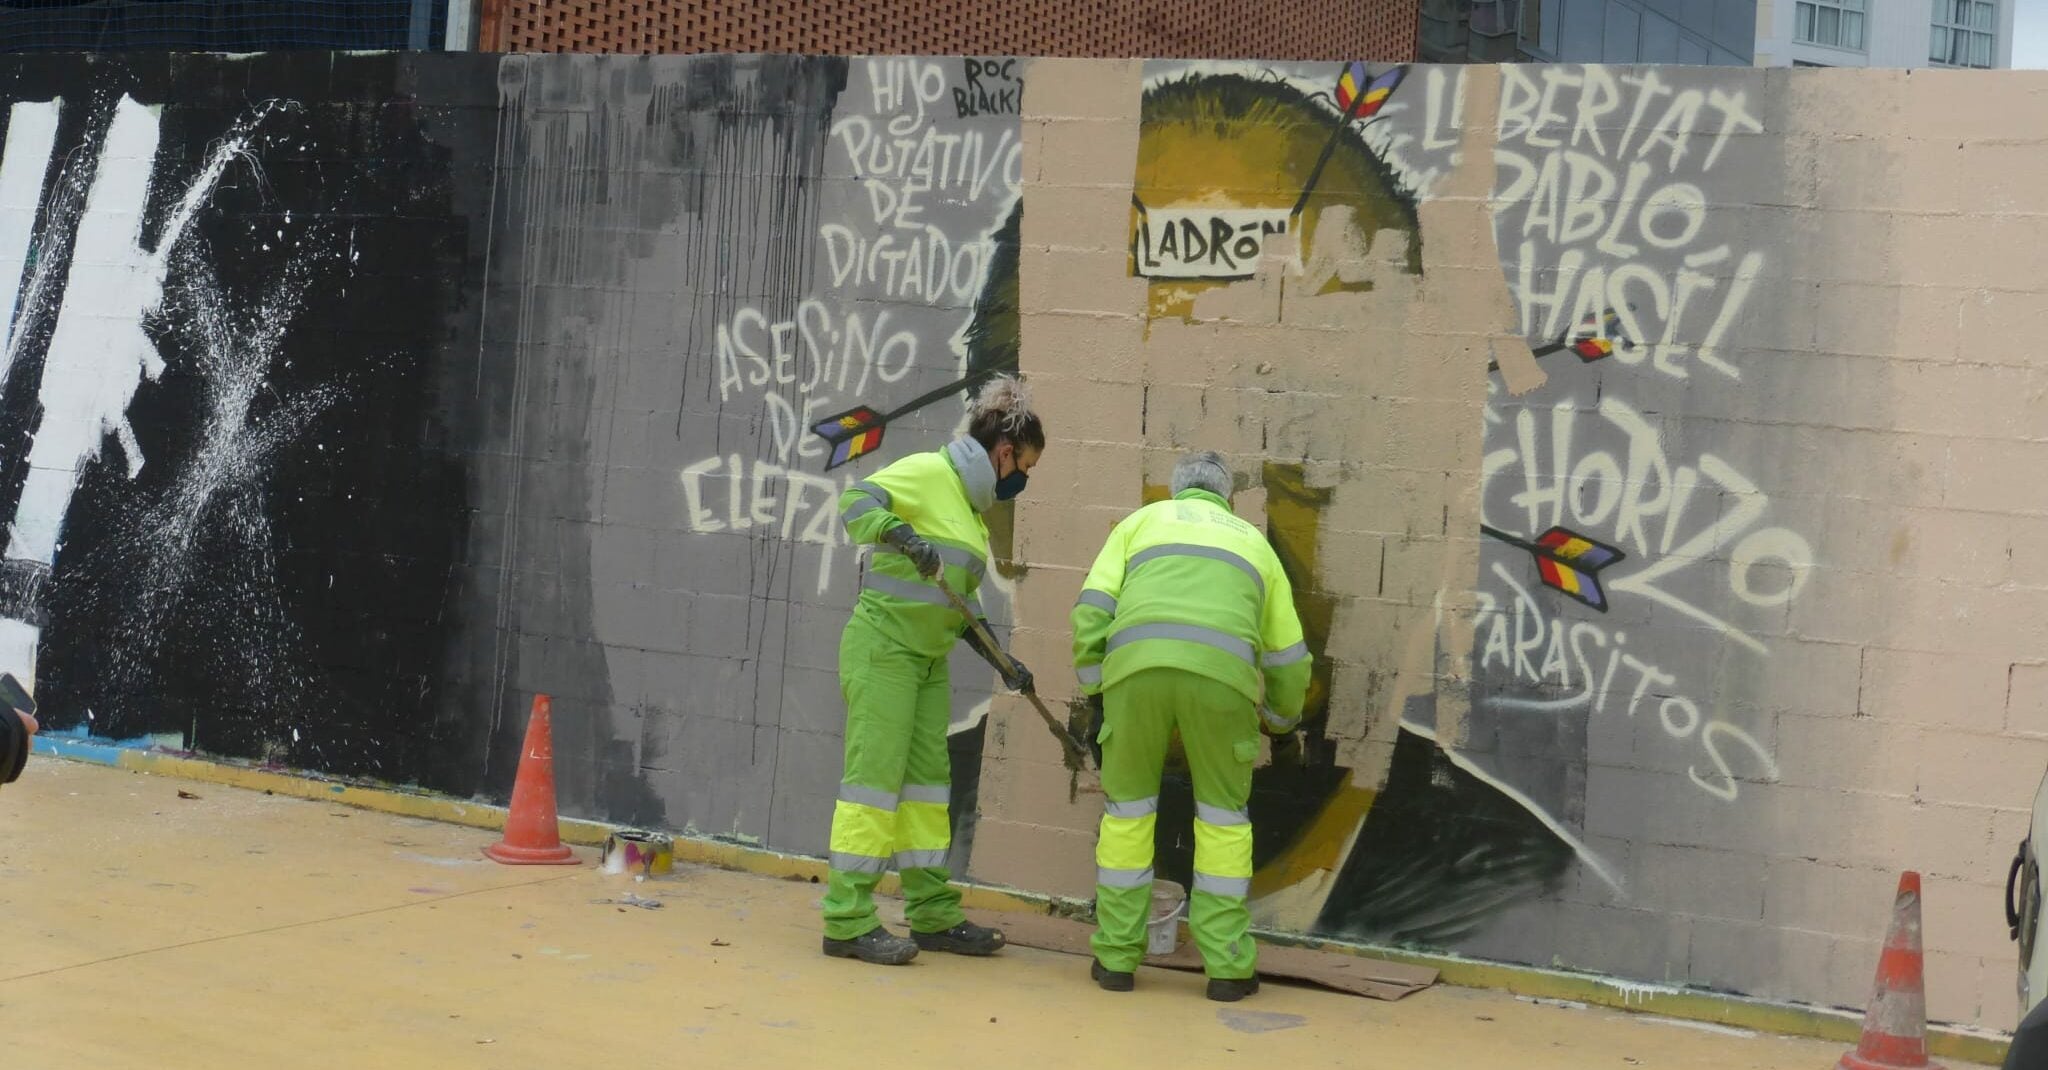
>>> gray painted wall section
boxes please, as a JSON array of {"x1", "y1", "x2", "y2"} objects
[{"x1": 477, "y1": 54, "x2": 1022, "y2": 859}]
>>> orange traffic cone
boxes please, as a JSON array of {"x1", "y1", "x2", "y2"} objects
[
  {"x1": 483, "y1": 694, "x2": 578, "y2": 866},
  {"x1": 1838, "y1": 871, "x2": 1943, "y2": 1070}
]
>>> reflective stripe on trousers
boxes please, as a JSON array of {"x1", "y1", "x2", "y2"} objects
[
  {"x1": 1192, "y1": 872, "x2": 1251, "y2": 897},
  {"x1": 1192, "y1": 800, "x2": 1253, "y2": 900},
  {"x1": 829, "y1": 783, "x2": 899, "y2": 875},
  {"x1": 830, "y1": 851, "x2": 891, "y2": 875},
  {"x1": 1098, "y1": 865, "x2": 1154, "y2": 888},
  {"x1": 894, "y1": 782, "x2": 952, "y2": 871},
  {"x1": 1096, "y1": 794, "x2": 1158, "y2": 889},
  {"x1": 829, "y1": 783, "x2": 953, "y2": 875}
]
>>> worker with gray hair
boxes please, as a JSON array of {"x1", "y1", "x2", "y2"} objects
[{"x1": 1069, "y1": 450, "x2": 1311, "y2": 1001}]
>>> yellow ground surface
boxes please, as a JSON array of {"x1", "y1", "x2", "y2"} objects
[{"x1": 0, "y1": 760, "x2": 1991, "y2": 1069}]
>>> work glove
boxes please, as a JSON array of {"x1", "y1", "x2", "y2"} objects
[
  {"x1": 964, "y1": 621, "x2": 1033, "y2": 693},
  {"x1": 998, "y1": 654, "x2": 1034, "y2": 695},
  {"x1": 881, "y1": 523, "x2": 942, "y2": 579},
  {"x1": 1076, "y1": 694, "x2": 1106, "y2": 766},
  {"x1": 1269, "y1": 729, "x2": 1306, "y2": 769}
]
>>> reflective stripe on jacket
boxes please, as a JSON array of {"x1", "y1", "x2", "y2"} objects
[
  {"x1": 1070, "y1": 489, "x2": 1310, "y2": 729},
  {"x1": 838, "y1": 444, "x2": 991, "y2": 659}
]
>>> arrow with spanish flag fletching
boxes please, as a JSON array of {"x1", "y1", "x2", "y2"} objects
[
  {"x1": 1479, "y1": 524, "x2": 1627, "y2": 612},
  {"x1": 1488, "y1": 306, "x2": 1635, "y2": 373},
  {"x1": 1294, "y1": 64, "x2": 1407, "y2": 218},
  {"x1": 811, "y1": 367, "x2": 1007, "y2": 471}
]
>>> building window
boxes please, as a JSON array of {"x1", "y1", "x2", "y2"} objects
[
  {"x1": 1796, "y1": 0, "x2": 1866, "y2": 50},
  {"x1": 1930, "y1": 0, "x2": 1996, "y2": 67},
  {"x1": 1518, "y1": 0, "x2": 1551, "y2": 54}
]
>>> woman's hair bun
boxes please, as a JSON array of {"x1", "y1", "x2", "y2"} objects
[{"x1": 970, "y1": 374, "x2": 1035, "y2": 435}]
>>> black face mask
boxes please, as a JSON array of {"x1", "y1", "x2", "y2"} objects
[{"x1": 995, "y1": 469, "x2": 1029, "y2": 501}]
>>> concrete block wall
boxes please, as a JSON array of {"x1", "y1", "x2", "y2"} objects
[
  {"x1": 1, "y1": 52, "x2": 2044, "y2": 1032},
  {"x1": 983, "y1": 59, "x2": 2048, "y2": 1032}
]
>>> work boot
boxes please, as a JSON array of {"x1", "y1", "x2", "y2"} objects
[
  {"x1": 1206, "y1": 976, "x2": 1260, "y2": 1002},
  {"x1": 1091, "y1": 959, "x2": 1135, "y2": 992},
  {"x1": 912, "y1": 920, "x2": 1006, "y2": 956},
  {"x1": 823, "y1": 926, "x2": 919, "y2": 965}
]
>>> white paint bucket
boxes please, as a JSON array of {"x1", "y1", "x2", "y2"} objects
[{"x1": 1146, "y1": 879, "x2": 1187, "y2": 956}]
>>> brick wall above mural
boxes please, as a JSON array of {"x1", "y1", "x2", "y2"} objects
[
  {"x1": 477, "y1": 0, "x2": 1419, "y2": 62},
  {"x1": 2, "y1": 52, "x2": 2046, "y2": 1035}
]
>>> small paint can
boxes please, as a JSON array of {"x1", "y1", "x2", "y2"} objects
[
  {"x1": 599, "y1": 830, "x2": 674, "y2": 878},
  {"x1": 1146, "y1": 879, "x2": 1187, "y2": 956}
]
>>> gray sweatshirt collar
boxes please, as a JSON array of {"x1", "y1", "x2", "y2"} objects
[{"x1": 945, "y1": 436, "x2": 997, "y2": 514}]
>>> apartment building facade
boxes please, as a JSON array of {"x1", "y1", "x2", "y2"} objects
[
  {"x1": 1420, "y1": 0, "x2": 1758, "y2": 64},
  {"x1": 1756, "y1": 0, "x2": 2015, "y2": 67}
]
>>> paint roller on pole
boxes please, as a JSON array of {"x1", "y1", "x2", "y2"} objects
[{"x1": 934, "y1": 578, "x2": 1094, "y2": 773}]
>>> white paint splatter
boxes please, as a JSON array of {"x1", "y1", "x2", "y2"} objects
[
  {"x1": 0, "y1": 99, "x2": 61, "y2": 383},
  {"x1": 0, "y1": 97, "x2": 298, "y2": 693},
  {"x1": 74, "y1": 247, "x2": 351, "y2": 731}
]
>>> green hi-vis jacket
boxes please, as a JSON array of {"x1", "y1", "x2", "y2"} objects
[
  {"x1": 836, "y1": 438, "x2": 998, "y2": 660},
  {"x1": 1070, "y1": 489, "x2": 1312, "y2": 733}
]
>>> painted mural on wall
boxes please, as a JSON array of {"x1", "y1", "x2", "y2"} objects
[
  {"x1": 1118, "y1": 57, "x2": 1571, "y2": 946},
  {"x1": 1464, "y1": 66, "x2": 1804, "y2": 823},
  {"x1": 668, "y1": 54, "x2": 1026, "y2": 868},
  {"x1": 1116, "y1": 59, "x2": 1815, "y2": 953},
  {"x1": 9, "y1": 54, "x2": 2005, "y2": 1021},
  {"x1": 485, "y1": 54, "x2": 1024, "y2": 864}
]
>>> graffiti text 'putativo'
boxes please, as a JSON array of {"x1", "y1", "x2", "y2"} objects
[
  {"x1": 824, "y1": 58, "x2": 1018, "y2": 304},
  {"x1": 685, "y1": 58, "x2": 1020, "y2": 596}
]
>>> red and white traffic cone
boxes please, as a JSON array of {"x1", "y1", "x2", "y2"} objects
[
  {"x1": 483, "y1": 694, "x2": 578, "y2": 866},
  {"x1": 1838, "y1": 871, "x2": 1943, "y2": 1070}
]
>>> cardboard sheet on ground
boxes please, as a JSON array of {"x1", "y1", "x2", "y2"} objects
[{"x1": 968, "y1": 910, "x2": 1438, "y2": 1001}]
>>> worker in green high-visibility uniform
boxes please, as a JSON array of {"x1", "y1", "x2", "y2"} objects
[
  {"x1": 1070, "y1": 450, "x2": 1311, "y2": 1002},
  {"x1": 820, "y1": 375, "x2": 1046, "y2": 966}
]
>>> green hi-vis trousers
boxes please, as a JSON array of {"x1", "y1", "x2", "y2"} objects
[
  {"x1": 1090, "y1": 667, "x2": 1260, "y2": 979},
  {"x1": 820, "y1": 612, "x2": 969, "y2": 941}
]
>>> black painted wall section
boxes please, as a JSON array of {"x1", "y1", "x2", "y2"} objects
[
  {"x1": 0, "y1": 53, "x2": 1013, "y2": 859},
  {"x1": 0, "y1": 52, "x2": 501, "y2": 789}
]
